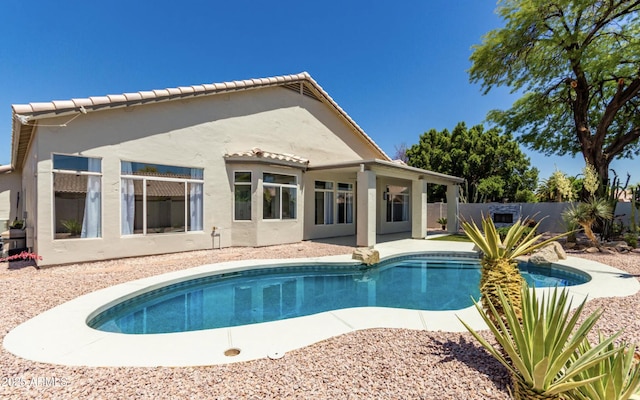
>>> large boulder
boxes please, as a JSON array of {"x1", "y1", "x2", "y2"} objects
[
  {"x1": 352, "y1": 248, "x2": 380, "y2": 266},
  {"x1": 529, "y1": 242, "x2": 567, "y2": 265}
]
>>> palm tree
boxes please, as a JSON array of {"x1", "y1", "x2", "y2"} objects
[
  {"x1": 462, "y1": 216, "x2": 566, "y2": 324},
  {"x1": 562, "y1": 198, "x2": 613, "y2": 247}
]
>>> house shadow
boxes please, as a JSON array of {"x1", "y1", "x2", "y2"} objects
[{"x1": 4, "y1": 259, "x2": 39, "y2": 270}]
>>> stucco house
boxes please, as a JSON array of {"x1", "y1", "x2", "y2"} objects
[{"x1": 0, "y1": 72, "x2": 462, "y2": 266}]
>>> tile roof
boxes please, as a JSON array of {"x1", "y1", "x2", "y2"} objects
[
  {"x1": 10, "y1": 72, "x2": 390, "y2": 169},
  {"x1": 224, "y1": 148, "x2": 309, "y2": 167},
  {"x1": 13, "y1": 73, "x2": 312, "y2": 116}
]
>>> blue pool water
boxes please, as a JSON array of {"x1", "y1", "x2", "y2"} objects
[{"x1": 88, "y1": 254, "x2": 590, "y2": 334}]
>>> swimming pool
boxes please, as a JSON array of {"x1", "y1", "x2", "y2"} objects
[
  {"x1": 88, "y1": 253, "x2": 590, "y2": 334},
  {"x1": 5, "y1": 239, "x2": 636, "y2": 367}
]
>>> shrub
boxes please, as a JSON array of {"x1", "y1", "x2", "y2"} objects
[
  {"x1": 496, "y1": 225, "x2": 534, "y2": 241},
  {"x1": 624, "y1": 233, "x2": 638, "y2": 248}
]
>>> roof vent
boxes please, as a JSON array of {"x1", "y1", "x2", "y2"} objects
[{"x1": 282, "y1": 83, "x2": 321, "y2": 102}]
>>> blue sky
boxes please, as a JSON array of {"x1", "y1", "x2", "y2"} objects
[{"x1": 1, "y1": 1, "x2": 636, "y2": 184}]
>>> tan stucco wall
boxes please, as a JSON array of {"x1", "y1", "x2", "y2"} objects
[
  {"x1": 302, "y1": 172, "x2": 357, "y2": 240},
  {"x1": 28, "y1": 87, "x2": 380, "y2": 266},
  {"x1": 0, "y1": 171, "x2": 21, "y2": 231},
  {"x1": 226, "y1": 163, "x2": 304, "y2": 247},
  {"x1": 377, "y1": 177, "x2": 412, "y2": 235},
  {"x1": 23, "y1": 141, "x2": 39, "y2": 250}
]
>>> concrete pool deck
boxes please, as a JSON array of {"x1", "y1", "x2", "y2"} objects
[{"x1": 4, "y1": 238, "x2": 639, "y2": 367}]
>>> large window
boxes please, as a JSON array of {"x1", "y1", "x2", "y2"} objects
[
  {"x1": 315, "y1": 181, "x2": 353, "y2": 225},
  {"x1": 121, "y1": 161, "x2": 203, "y2": 235},
  {"x1": 53, "y1": 154, "x2": 102, "y2": 239},
  {"x1": 386, "y1": 185, "x2": 409, "y2": 222},
  {"x1": 234, "y1": 171, "x2": 252, "y2": 221},
  {"x1": 337, "y1": 183, "x2": 354, "y2": 224},
  {"x1": 263, "y1": 173, "x2": 296, "y2": 220},
  {"x1": 314, "y1": 181, "x2": 334, "y2": 224}
]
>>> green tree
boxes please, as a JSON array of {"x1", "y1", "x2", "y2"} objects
[
  {"x1": 405, "y1": 122, "x2": 538, "y2": 202},
  {"x1": 470, "y1": 0, "x2": 640, "y2": 194}
]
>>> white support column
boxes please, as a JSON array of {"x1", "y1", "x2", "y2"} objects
[
  {"x1": 446, "y1": 184, "x2": 459, "y2": 233},
  {"x1": 411, "y1": 179, "x2": 427, "y2": 239},
  {"x1": 356, "y1": 168, "x2": 377, "y2": 247}
]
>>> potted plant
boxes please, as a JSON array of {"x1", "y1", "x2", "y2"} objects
[
  {"x1": 436, "y1": 217, "x2": 447, "y2": 230},
  {"x1": 10, "y1": 219, "x2": 24, "y2": 230},
  {"x1": 61, "y1": 219, "x2": 82, "y2": 237}
]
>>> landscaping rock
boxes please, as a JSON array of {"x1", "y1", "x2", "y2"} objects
[
  {"x1": 352, "y1": 248, "x2": 380, "y2": 265},
  {"x1": 616, "y1": 243, "x2": 633, "y2": 253},
  {"x1": 602, "y1": 247, "x2": 618, "y2": 254},
  {"x1": 585, "y1": 246, "x2": 600, "y2": 253},
  {"x1": 529, "y1": 242, "x2": 567, "y2": 265}
]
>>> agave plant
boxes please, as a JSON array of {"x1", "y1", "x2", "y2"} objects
[
  {"x1": 569, "y1": 333, "x2": 640, "y2": 400},
  {"x1": 462, "y1": 216, "x2": 567, "y2": 324},
  {"x1": 459, "y1": 285, "x2": 622, "y2": 400}
]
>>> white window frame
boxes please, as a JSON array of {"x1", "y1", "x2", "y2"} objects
[
  {"x1": 52, "y1": 153, "x2": 102, "y2": 240},
  {"x1": 336, "y1": 182, "x2": 354, "y2": 224},
  {"x1": 120, "y1": 162, "x2": 204, "y2": 235},
  {"x1": 262, "y1": 172, "x2": 297, "y2": 220},
  {"x1": 314, "y1": 181, "x2": 334, "y2": 225},
  {"x1": 386, "y1": 185, "x2": 410, "y2": 222},
  {"x1": 233, "y1": 171, "x2": 252, "y2": 221},
  {"x1": 314, "y1": 181, "x2": 354, "y2": 225}
]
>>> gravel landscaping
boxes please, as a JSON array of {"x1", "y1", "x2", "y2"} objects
[{"x1": 1, "y1": 241, "x2": 639, "y2": 399}]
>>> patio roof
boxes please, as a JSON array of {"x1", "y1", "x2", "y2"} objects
[
  {"x1": 307, "y1": 159, "x2": 464, "y2": 186},
  {"x1": 9, "y1": 72, "x2": 389, "y2": 170}
]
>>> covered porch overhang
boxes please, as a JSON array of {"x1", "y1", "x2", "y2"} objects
[{"x1": 307, "y1": 159, "x2": 464, "y2": 247}]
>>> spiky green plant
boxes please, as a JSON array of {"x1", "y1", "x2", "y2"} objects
[
  {"x1": 562, "y1": 198, "x2": 613, "y2": 247},
  {"x1": 569, "y1": 333, "x2": 640, "y2": 400},
  {"x1": 462, "y1": 216, "x2": 568, "y2": 324},
  {"x1": 61, "y1": 219, "x2": 82, "y2": 237},
  {"x1": 436, "y1": 217, "x2": 447, "y2": 230},
  {"x1": 459, "y1": 286, "x2": 622, "y2": 400}
]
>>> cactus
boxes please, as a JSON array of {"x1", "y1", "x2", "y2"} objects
[{"x1": 600, "y1": 171, "x2": 630, "y2": 241}]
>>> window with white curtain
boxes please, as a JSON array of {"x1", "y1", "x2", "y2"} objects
[
  {"x1": 121, "y1": 161, "x2": 203, "y2": 235},
  {"x1": 53, "y1": 154, "x2": 102, "y2": 239},
  {"x1": 386, "y1": 185, "x2": 409, "y2": 222},
  {"x1": 336, "y1": 183, "x2": 354, "y2": 224},
  {"x1": 314, "y1": 181, "x2": 354, "y2": 225},
  {"x1": 263, "y1": 173, "x2": 296, "y2": 220},
  {"x1": 234, "y1": 171, "x2": 252, "y2": 221},
  {"x1": 314, "y1": 181, "x2": 334, "y2": 224}
]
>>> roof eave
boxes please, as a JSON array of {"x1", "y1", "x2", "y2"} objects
[
  {"x1": 223, "y1": 155, "x2": 309, "y2": 171},
  {"x1": 308, "y1": 159, "x2": 464, "y2": 185},
  {"x1": 9, "y1": 72, "x2": 390, "y2": 167}
]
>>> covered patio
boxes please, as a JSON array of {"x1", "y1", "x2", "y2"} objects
[{"x1": 306, "y1": 159, "x2": 464, "y2": 247}]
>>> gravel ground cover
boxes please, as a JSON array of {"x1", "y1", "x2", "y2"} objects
[{"x1": 1, "y1": 242, "x2": 639, "y2": 399}]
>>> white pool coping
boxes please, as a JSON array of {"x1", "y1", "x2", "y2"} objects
[{"x1": 4, "y1": 239, "x2": 639, "y2": 367}]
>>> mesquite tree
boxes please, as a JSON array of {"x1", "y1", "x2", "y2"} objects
[{"x1": 470, "y1": 0, "x2": 640, "y2": 194}]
